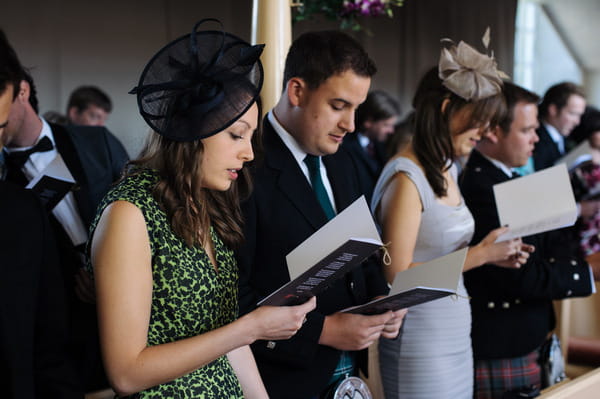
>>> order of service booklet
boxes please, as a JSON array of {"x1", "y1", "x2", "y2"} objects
[
  {"x1": 493, "y1": 163, "x2": 577, "y2": 242},
  {"x1": 341, "y1": 247, "x2": 468, "y2": 315},
  {"x1": 257, "y1": 196, "x2": 383, "y2": 307},
  {"x1": 26, "y1": 155, "x2": 75, "y2": 211},
  {"x1": 555, "y1": 140, "x2": 592, "y2": 171}
]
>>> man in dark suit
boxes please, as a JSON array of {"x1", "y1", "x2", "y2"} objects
[
  {"x1": 1, "y1": 34, "x2": 129, "y2": 393},
  {"x1": 460, "y1": 82, "x2": 595, "y2": 398},
  {"x1": 532, "y1": 82, "x2": 586, "y2": 171},
  {"x1": 236, "y1": 31, "x2": 405, "y2": 399},
  {"x1": 341, "y1": 90, "x2": 400, "y2": 203},
  {"x1": 0, "y1": 31, "x2": 82, "y2": 399}
]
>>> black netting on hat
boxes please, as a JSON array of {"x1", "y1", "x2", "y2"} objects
[{"x1": 130, "y1": 19, "x2": 264, "y2": 142}]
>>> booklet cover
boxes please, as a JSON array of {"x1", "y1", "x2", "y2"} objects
[
  {"x1": 26, "y1": 155, "x2": 75, "y2": 211},
  {"x1": 258, "y1": 196, "x2": 383, "y2": 307},
  {"x1": 493, "y1": 164, "x2": 577, "y2": 242},
  {"x1": 555, "y1": 140, "x2": 592, "y2": 171},
  {"x1": 342, "y1": 248, "x2": 468, "y2": 315}
]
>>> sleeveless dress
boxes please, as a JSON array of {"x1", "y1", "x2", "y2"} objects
[
  {"x1": 86, "y1": 169, "x2": 244, "y2": 399},
  {"x1": 371, "y1": 158, "x2": 475, "y2": 399}
]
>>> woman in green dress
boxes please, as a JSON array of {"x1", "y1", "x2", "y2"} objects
[{"x1": 87, "y1": 20, "x2": 315, "y2": 398}]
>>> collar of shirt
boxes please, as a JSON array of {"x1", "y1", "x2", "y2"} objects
[
  {"x1": 4, "y1": 118, "x2": 57, "y2": 178},
  {"x1": 480, "y1": 152, "x2": 518, "y2": 178},
  {"x1": 357, "y1": 132, "x2": 370, "y2": 149},
  {"x1": 544, "y1": 122, "x2": 565, "y2": 154},
  {"x1": 268, "y1": 110, "x2": 311, "y2": 177}
]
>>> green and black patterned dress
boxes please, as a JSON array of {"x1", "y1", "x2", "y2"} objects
[{"x1": 87, "y1": 168, "x2": 244, "y2": 398}]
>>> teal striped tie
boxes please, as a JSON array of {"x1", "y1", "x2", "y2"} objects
[{"x1": 304, "y1": 155, "x2": 336, "y2": 220}]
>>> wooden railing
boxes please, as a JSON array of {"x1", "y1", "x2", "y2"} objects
[{"x1": 538, "y1": 368, "x2": 600, "y2": 398}]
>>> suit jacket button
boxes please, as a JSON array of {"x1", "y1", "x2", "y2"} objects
[
  {"x1": 573, "y1": 273, "x2": 580, "y2": 281},
  {"x1": 487, "y1": 302, "x2": 495, "y2": 309},
  {"x1": 515, "y1": 299, "x2": 521, "y2": 305},
  {"x1": 571, "y1": 260, "x2": 577, "y2": 266},
  {"x1": 502, "y1": 302, "x2": 510, "y2": 309},
  {"x1": 566, "y1": 290, "x2": 573, "y2": 296},
  {"x1": 267, "y1": 341, "x2": 276, "y2": 349},
  {"x1": 350, "y1": 281, "x2": 355, "y2": 290},
  {"x1": 549, "y1": 258, "x2": 555, "y2": 263}
]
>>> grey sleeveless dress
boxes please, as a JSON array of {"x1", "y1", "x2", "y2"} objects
[{"x1": 371, "y1": 157, "x2": 474, "y2": 399}]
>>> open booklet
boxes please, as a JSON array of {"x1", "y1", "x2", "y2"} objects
[
  {"x1": 257, "y1": 196, "x2": 383, "y2": 307},
  {"x1": 555, "y1": 140, "x2": 592, "y2": 171},
  {"x1": 342, "y1": 247, "x2": 468, "y2": 315},
  {"x1": 26, "y1": 155, "x2": 75, "y2": 211},
  {"x1": 493, "y1": 163, "x2": 577, "y2": 242}
]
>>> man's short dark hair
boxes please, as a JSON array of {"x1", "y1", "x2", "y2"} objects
[
  {"x1": 538, "y1": 81, "x2": 585, "y2": 119},
  {"x1": 283, "y1": 30, "x2": 376, "y2": 89},
  {"x1": 355, "y1": 90, "x2": 400, "y2": 131},
  {"x1": 0, "y1": 29, "x2": 40, "y2": 113},
  {"x1": 67, "y1": 86, "x2": 112, "y2": 114},
  {"x1": 0, "y1": 30, "x2": 24, "y2": 100},
  {"x1": 498, "y1": 81, "x2": 540, "y2": 134}
]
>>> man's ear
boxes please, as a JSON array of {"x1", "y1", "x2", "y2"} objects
[
  {"x1": 67, "y1": 106, "x2": 79, "y2": 122},
  {"x1": 547, "y1": 103, "x2": 558, "y2": 119},
  {"x1": 484, "y1": 125, "x2": 501, "y2": 144},
  {"x1": 17, "y1": 80, "x2": 30, "y2": 104},
  {"x1": 286, "y1": 77, "x2": 306, "y2": 107}
]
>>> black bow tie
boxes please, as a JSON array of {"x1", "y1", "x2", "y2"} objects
[
  {"x1": 5, "y1": 136, "x2": 54, "y2": 169},
  {"x1": 511, "y1": 171, "x2": 521, "y2": 179}
]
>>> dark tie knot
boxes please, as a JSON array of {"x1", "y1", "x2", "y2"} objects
[
  {"x1": 511, "y1": 170, "x2": 521, "y2": 179},
  {"x1": 304, "y1": 154, "x2": 320, "y2": 172},
  {"x1": 5, "y1": 136, "x2": 54, "y2": 169}
]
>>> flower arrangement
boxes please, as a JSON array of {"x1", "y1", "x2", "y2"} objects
[{"x1": 293, "y1": 0, "x2": 405, "y2": 31}]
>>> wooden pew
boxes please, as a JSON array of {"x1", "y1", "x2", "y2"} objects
[{"x1": 538, "y1": 367, "x2": 600, "y2": 398}]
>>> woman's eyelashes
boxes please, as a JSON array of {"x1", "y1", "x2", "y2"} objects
[{"x1": 229, "y1": 131, "x2": 244, "y2": 140}]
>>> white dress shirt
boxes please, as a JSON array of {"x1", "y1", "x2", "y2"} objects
[{"x1": 4, "y1": 118, "x2": 88, "y2": 246}]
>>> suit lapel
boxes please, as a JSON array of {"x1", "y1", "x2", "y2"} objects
[
  {"x1": 50, "y1": 123, "x2": 93, "y2": 225},
  {"x1": 263, "y1": 120, "x2": 329, "y2": 230},
  {"x1": 540, "y1": 125, "x2": 562, "y2": 160},
  {"x1": 324, "y1": 154, "x2": 354, "y2": 212},
  {"x1": 345, "y1": 134, "x2": 379, "y2": 176},
  {"x1": 467, "y1": 149, "x2": 511, "y2": 184}
]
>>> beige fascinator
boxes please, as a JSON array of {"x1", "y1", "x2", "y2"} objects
[{"x1": 438, "y1": 27, "x2": 509, "y2": 101}]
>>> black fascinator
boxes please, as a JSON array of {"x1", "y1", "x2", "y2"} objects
[{"x1": 130, "y1": 19, "x2": 264, "y2": 142}]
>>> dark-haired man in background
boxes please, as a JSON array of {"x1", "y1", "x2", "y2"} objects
[
  {"x1": 67, "y1": 85, "x2": 112, "y2": 127},
  {"x1": 342, "y1": 89, "x2": 400, "y2": 202},
  {"x1": 533, "y1": 81, "x2": 586, "y2": 171}
]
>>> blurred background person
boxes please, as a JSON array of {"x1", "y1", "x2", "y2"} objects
[
  {"x1": 531, "y1": 82, "x2": 586, "y2": 172},
  {"x1": 67, "y1": 85, "x2": 112, "y2": 126},
  {"x1": 342, "y1": 89, "x2": 400, "y2": 202}
]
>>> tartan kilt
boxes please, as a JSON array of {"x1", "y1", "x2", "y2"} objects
[{"x1": 474, "y1": 349, "x2": 542, "y2": 399}]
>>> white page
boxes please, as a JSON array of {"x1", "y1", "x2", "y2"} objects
[
  {"x1": 493, "y1": 164, "x2": 577, "y2": 242},
  {"x1": 555, "y1": 140, "x2": 592, "y2": 170},
  {"x1": 26, "y1": 154, "x2": 75, "y2": 188},
  {"x1": 389, "y1": 247, "x2": 467, "y2": 295},
  {"x1": 286, "y1": 196, "x2": 382, "y2": 281}
]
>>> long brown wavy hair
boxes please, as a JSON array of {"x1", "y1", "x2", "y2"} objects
[
  {"x1": 412, "y1": 67, "x2": 505, "y2": 197},
  {"x1": 127, "y1": 100, "x2": 261, "y2": 251}
]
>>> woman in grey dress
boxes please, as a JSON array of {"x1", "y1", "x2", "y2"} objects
[{"x1": 371, "y1": 40, "x2": 531, "y2": 398}]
